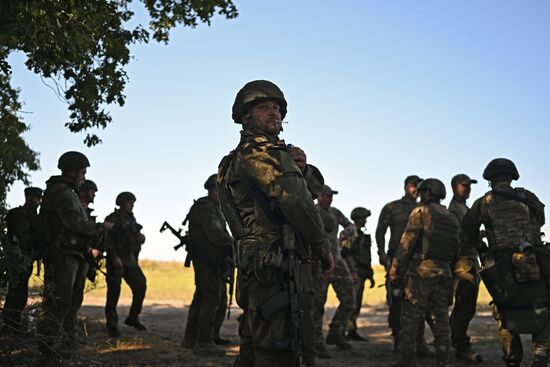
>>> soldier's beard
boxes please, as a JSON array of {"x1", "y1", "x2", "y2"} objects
[{"x1": 246, "y1": 119, "x2": 281, "y2": 137}]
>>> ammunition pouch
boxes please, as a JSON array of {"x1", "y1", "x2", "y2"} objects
[
  {"x1": 512, "y1": 251, "x2": 541, "y2": 283},
  {"x1": 483, "y1": 251, "x2": 550, "y2": 334}
]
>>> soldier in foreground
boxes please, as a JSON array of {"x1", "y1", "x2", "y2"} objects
[
  {"x1": 181, "y1": 174, "x2": 234, "y2": 356},
  {"x1": 448, "y1": 174, "x2": 483, "y2": 363},
  {"x1": 463, "y1": 158, "x2": 549, "y2": 367},
  {"x1": 313, "y1": 185, "x2": 356, "y2": 355},
  {"x1": 38, "y1": 152, "x2": 112, "y2": 365},
  {"x1": 104, "y1": 192, "x2": 147, "y2": 337},
  {"x1": 1, "y1": 187, "x2": 42, "y2": 335},
  {"x1": 341, "y1": 207, "x2": 375, "y2": 341},
  {"x1": 376, "y1": 175, "x2": 433, "y2": 355},
  {"x1": 217, "y1": 80, "x2": 334, "y2": 367},
  {"x1": 389, "y1": 178, "x2": 460, "y2": 367}
]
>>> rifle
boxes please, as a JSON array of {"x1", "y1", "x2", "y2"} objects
[
  {"x1": 86, "y1": 232, "x2": 108, "y2": 282},
  {"x1": 159, "y1": 221, "x2": 192, "y2": 267}
]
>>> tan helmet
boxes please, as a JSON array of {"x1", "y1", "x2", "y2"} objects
[{"x1": 232, "y1": 80, "x2": 287, "y2": 123}]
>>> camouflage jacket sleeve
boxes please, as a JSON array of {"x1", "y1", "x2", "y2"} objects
[
  {"x1": 391, "y1": 206, "x2": 425, "y2": 272},
  {"x1": 336, "y1": 208, "x2": 353, "y2": 230},
  {"x1": 200, "y1": 201, "x2": 234, "y2": 254},
  {"x1": 375, "y1": 203, "x2": 392, "y2": 254},
  {"x1": 462, "y1": 198, "x2": 483, "y2": 252},
  {"x1": 6, "y1": 208, "x2": 32, "y2": 244},
  {"x1": 241, "y1": 139, "x2": 331, "y2": 259},
  {"x1": 55, "y1": 187, "x2": 100, "y2": 239}
]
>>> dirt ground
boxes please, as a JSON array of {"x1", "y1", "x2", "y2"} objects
[
  {"x1": 33, "y1": 299, "x2": 543, "y2": 366},
  {"x1": 2, "y1": 298, "x2": 540, "y2": 366}
]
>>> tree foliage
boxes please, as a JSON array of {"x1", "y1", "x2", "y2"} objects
[{"x1": 0, "y1": 0, "x2": 238, "y2": 146}]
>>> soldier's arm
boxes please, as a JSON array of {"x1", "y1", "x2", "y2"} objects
[
  {"x1": 200, "y1": 202, "x2": 234, "y2": 254},
  {"x1": 462, "y1": 199, "x2": 483, "y2": 252},
  {"x1": 336, "y1": 208, "x2": 354, "y2": 232},
  {"x1": 389, "y1": 207, "x2": 424, "y2": 277},
  {"x1": 375, "y1": 204, "x2": 391, "y2": 255},
  {"x1": 7, "y1": 209, "x2": 32, "y2": 243},
  {"x1": 55, "y1": 191, "x2": 100, "y2": 238},
  {"x1": 104, "y1": 213, "x2": 120, "y2": 258},
  {"x1": 241, "y1": 144, "x2": 331, "y2": 260}
]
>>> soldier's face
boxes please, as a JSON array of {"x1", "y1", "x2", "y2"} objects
[
  {"x1": 355, "y1": 217, "x2": 367, "y2": 228},
  {"x1": 123, "y1": 200, "x2": 135, "y2": 213},
  {"x1": 317, "y1": 193, "x2": 333, "y2": 209},
  {"x1": 77, "y1": 168, "x2": 87, "y2": 186},
  {"x1": 27, "y1": 195, "x2": 42, "y2": 209},
  {"x1": 405, "y1": 183, "x2": 419, "y2": 200},
  {"x1": 244, "y1": 100, "x2": 282, "y2": 136},
  {"x1": 453, "y1": 183, "x2": 471, "y2": 199}
]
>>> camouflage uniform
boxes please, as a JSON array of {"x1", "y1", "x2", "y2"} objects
[
  {"x1": 312, "y1": 205, "x2": 355, "y2": 347},
  {"x1": 104, "y1": 208, "x2": 146, "y2": 333},
  {"x1": 2, "y1": 204, "x2": 39, "y2": 332},
  {"x1": 448, "y1": 195, "x2": 481, "y2": 356},
  {"x1": 38, "y1": 175, "x2": 102, "y2": 354},
  {"x1": 376, "y1": 195, "x2": 430, "y2": 347},
  {"x1": 218, "y1": 128, "x2": 331, "y2": 367},
  {"x1": 464, "y1": 183, "x2": 549, "y2": 366},
  {"x1": 390, "y1": 197, "x2": 460, "y2": 367},
  {"x1": 341, "y1": 227, "x2": 374, "y2": 334},
  {"x1": 181, "y1": 195, "x2": 234, "y2": 353}
]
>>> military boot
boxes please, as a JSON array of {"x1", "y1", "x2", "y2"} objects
[
  {"x1": 326, "y1": 332, "x2": 352, "y2": 350},
  {"x1": 124, "y1": 317, "x2": 146, "y2": 331},
  {"x1": 455, "y1": 345, "x2": 483, "y2": 363},
  {"x1": 532, "y1": 355, "x2": 549, "y2": 367},
  {"x1": 194, "y1": 342, "x2": 226, "y2": 357},
  {"x1": 346, "y1": 330, "x2": 368, "y2": 342},
  {"x1": 180, "y1": 337, "x2": 195, "y2": 349},
  {"x1": 315, "y1": 343, "x2": 332, "y2": 359},
  {"x1": 107, "y1": 325, "x2": 121, "y2": 338}
]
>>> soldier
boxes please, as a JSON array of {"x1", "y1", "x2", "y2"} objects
[
  {"x1": 78, "y1": 179, "x2": 103, "y2": 283},
  {"x1": 463, "y1": 158, "x2": 549, "y2": 367},
  {"x1": 104, "y1": 192, "x2": 147, "y2": 337},
  {"x1": 376, "y1": 175, "x2": 433, "y2": 355},
  {"x1": 389, "y1": 178, "x2": 460, "y2": 367},
  {"x1": 1, "y1": 187, "x2": 42, "y2": 335},
  {"x1": 312, "y1": 185, "x2": 356, "y2": 356},
  {"x1": 448, "y1": 174, "x2": 483, "y2": 363},
  {"x1": 37, "y1": 152, "x2": 112, "y2": 364},
  {"x1": 181, "y1": 174, "x2": 234, "y2": 356},
  {"x1": 217, "y1": 80, "x2": 334, "y2": 367},
  {"x1": 341, "y1": 207, "x2": 375, "y2": 341}
]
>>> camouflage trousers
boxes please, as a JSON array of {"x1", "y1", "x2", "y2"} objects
[
  {"x1": 450, "y1": 274, "x2": 479, "y2": 350},
  {"x1": 312, "y1": 256, "x2": 355, "y2": 344},
  {"x1": 39, "y1": 254, "x2": 89, "y2": 354},
  {"x1": 235, "y1": 268, "x2": 300, "y2": 367},
  {"x1": 493, "y1": 306, "x2": 550, "y2": 365},
  {"x1": 105, "y1": 260, "x2": 147, "y2": 328},
  {"x1": 183, "y1": 261, "x2": 225, "y2": 344},
  {"x1": 400, "y1": 275, "x2": 453, "y2": 365},
  {"x1": 347, "y1": 265, "x2": 373, "y2": 332},
  {"x1": 2, "y1": 259, "x2": 33, "y2": 332}
]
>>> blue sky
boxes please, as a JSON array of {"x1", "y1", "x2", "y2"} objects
[{"x1": 6, "y1": 0, "x2": 550, "y2": 261}]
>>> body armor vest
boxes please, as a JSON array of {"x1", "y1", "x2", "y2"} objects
[
  {"x1": 421, "y1": 205, "x2": 460, "y2": 262},
  {"x1": 485, "y1": 195, "x2": 531, "y2": 250}
]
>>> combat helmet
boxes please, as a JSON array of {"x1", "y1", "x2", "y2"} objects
[
  {"x1": 204, "y1": 174, "x2": 217, "y2": 190},
  {"x1": 116, "y1": 192, "x2": 136, "y2": 206},
  {"x1": 58, "y1": 151, "x2": 90, "y2": 172},
  {"x1": 79, "y1": 180, "x2": 98, "y2": 193},
  {"x1": 417, "y1": 178, "x2": 446, "y2": 200},
  {"x1": 350, "y1": 207, "x2": 371, "y2": 221},
  {"x1": 232, "y1": 80, "x2": 287, "y2": 123},
  {"x1": 482, "y1": 158, "x2": 520, "y2": 181}
]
